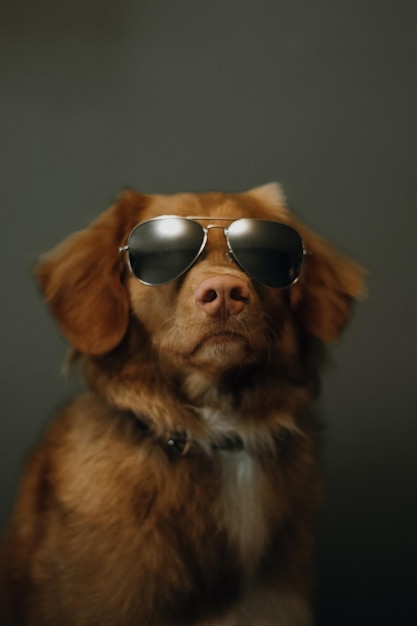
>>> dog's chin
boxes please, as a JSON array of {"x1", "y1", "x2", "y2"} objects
[{"x1": 186, "y1": 333, "x2": 259, "y2": 371}]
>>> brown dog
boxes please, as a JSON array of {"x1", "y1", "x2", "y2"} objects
[{"x1": 0, "y1": 183, "x2": 365, "y2": 625}]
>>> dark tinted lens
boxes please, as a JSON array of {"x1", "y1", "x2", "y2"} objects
[
  {"x1": 227, "y1": 219, "x2": 304, "y2": 288},
  {"x1": 127, "y1": 217, "x2": 205, "y2": 285}
]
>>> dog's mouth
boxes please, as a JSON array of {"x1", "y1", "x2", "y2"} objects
[
  {"x1": 189, "y1": 330, "x2": 256, "y2": 370},
  {"x1": 191, "y1": 331, "x2": 247, "y2": 352}
]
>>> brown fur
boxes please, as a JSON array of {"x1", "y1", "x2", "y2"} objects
[{"x1": 0, "y1": 183, "x2": 366, "y2": 625}]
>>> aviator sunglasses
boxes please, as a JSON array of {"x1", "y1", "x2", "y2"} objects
[{"x1": 119, "y1": 216, "x2": 307, "y2": 288}]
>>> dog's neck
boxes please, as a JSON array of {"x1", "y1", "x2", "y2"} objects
[
  {"x1": 81, "y1": 341, "x2": 317, "y2": 456},
  {"x1": 124, "y1": 403, "x2": 299, "y2": 461},
  {"x1": 126, "y1": 408, "x2": 247, "y2": 459}
]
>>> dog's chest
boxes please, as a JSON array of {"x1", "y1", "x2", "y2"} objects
[
  {"x1": 217, "y1": 449, "x2": 268, "y2": 571},
  {"x1": 198, "y1": 406, "x2": 270, "y2": 572}
]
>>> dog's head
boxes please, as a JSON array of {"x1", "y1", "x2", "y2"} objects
[{"x1": 36, "y1": 184, "x2": 366, "y2": 401}]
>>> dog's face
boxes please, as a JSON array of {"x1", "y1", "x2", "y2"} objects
[
  {"x1": 36, "y1": 183, "x2": 365, "y2": 398},
  {"x1": 126, "y1": 188, "x2": 293, "y2": 378}
]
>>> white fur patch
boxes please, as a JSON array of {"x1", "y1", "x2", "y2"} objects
[
  {"x1": 196, "y1": 406, "x2": 312, "y2": 626},
  {"x1": 198, "y1": 405, "x2": 269, "y2": 574},
  {"x1": 218, "y1": 449, "x2": 268, "y2": 574}
]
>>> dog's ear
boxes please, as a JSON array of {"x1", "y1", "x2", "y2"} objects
[
  {"x1": 247, "y1": 183, "x2": 367, "y2": 343},
  {"x1": 35, "y1": 191, "x2": 147, "y2": 355},
  {"x1": 290, "y1": 221, "x2": 367, "y2": 343}
]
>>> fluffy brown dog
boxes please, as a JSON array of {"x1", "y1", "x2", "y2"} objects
[{"x1": 0, "y1": 183, "x2": 365, "y2": 625}]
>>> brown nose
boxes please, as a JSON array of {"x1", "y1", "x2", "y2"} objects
[{"x1": 195, "y1": 275, "x2": 250, "y2": 318}]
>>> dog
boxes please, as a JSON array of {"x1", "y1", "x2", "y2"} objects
[{"x1": 0, "y1": 183, "x2": 365, "y2": 625}]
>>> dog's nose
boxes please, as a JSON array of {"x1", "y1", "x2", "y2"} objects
[{"x1": 195, "y1": 275, "x2": 249, "y2": 318}]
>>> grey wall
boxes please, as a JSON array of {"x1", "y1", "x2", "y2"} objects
[{"x1": 1, "y1": 1, "x2": 416, "y2": 623}]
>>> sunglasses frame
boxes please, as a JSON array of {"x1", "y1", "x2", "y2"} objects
[{"x1": 119, "y1": 215, "x2": 309, "y2": 288}]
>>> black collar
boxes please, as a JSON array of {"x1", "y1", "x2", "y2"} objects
[
  {"x1": 129, "y1": 412, "x2": 244, "y2": 459},
  {"x1": 127, "y1": 411, "x2": 294, "y2": 461}
]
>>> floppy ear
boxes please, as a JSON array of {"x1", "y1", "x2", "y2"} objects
[
  {"x1": 35, "y1": 191, "x2": 147, "y2": 355},
  {"x1": 290, "y1": 220, "x2": 367, "y2": 343}
]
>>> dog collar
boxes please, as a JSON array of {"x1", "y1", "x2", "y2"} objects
[
  {"x1": 127, "y1": 411, "x2": 294, "y2": 461},
  {"x1": 129, "y1": 412, "x2": 244, "y2": 459}
]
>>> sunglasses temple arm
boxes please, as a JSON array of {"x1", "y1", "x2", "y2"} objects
[{"x1": 119, "y1": 245, "x2": 129, "y2": 253}]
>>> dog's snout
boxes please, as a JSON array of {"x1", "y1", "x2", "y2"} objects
[{"x1": 195, "y1": 275, "x2": 249, "y2": 318}]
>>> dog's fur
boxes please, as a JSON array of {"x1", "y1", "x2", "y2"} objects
[{"x1": 0, "y1": 183, "x2": 366, "y2": 625}]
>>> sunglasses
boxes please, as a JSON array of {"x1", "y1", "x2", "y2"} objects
[{"x1": 119, "y1": 216, "x2": 307, "y2": 288}]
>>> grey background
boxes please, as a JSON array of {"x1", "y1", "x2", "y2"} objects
[{"x1": 1, "y1": 1, "x2": 416, "y2": 624}]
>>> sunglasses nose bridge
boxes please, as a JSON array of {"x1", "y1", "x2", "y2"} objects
[{"x1": 203, "y1": 224, "x2": 233, "y2": 259}]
